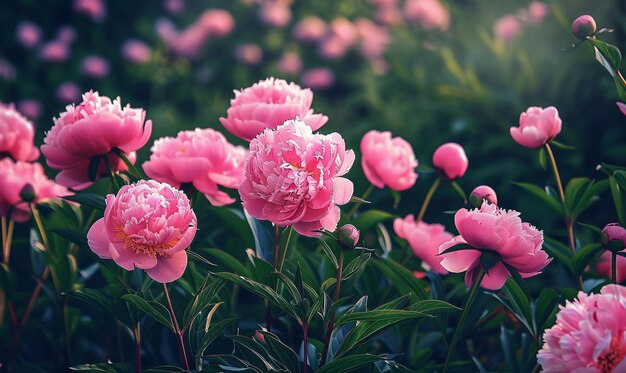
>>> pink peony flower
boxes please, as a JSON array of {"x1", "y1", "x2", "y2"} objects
[
  {"x1": 258, "y1": 2, "x2": 291, "y2": 28},
  {"x1": 16, "y1": 21, "x2": 42, "y2": 49},
  {"x1": 318, "y1": 36, "x2": 351, "y2": 60},
  {"x1": 617, "y1": 102, "x2": 626, "y2": 116},
  {"x1": 238, "y1": 118, "x2": 354, "y2": 237},
  {"x1": 510, "y1": 106, "x2": 562, "y2": 149},
  {"x1": 432, "y1": 142, "x2": 468, "y2": 181},
  {"x1": 596, "y1": 251, "x2": 626, "y2": 283},
  {"x1": 0, "y1": 159, "x2": 71, "y2": 223},
  {"x1": 121, "y1": 39, "x2": 152, "y2": 64},
  {"x1": 74, "y1": 0, "x2": 107, "y2": 22},
  {"x1": 293, "y1": 16, "x2": 327, "y2": 43},
  {"x1": 81, "y1": 55, "x2": 110, "y2": 78},
  {"x1": 469, "y1": 185, "x2": 497, "y2": 207},
  {"x1": 0, "y1": 103, "x2": 40, "y2": 161},
  {"x1": 538, "y1": 284, "x2": 626, "y2": 372},
  {"x1": 277, "y1": 51, "x2": 303, "y2": 75},
  {"x1": 355, "y1": 18, "x2": 391, "y2": 60},
  {"x1": 219, "y1": 77, "x2": 328, "y2": 141},
  {"x1": 41, "y1": 91, "x2": 152, "y2": 190},
  {"x1": 494, "y1": 15, "x2": 521, "y2": 42},
  {"x1": 198, "y1": 9, "x2": 235, "y2": 37},
  {"x1": 234, "y1": 43, "x2": 263, "y2": 65},
  {"x1": 439, "y1": 202, "x2": 549, "y2": 290},
  {"x1": 360, "y1": 130, "x2": 418, "y2": 191},
  {"x1": 87, "y1": 180, "x2": 197, "y2": 283},
  {"x1": 143, "y1": 128, "x2": 247, "y2": 206},
  {"x1": 403, "y1": 0, "x2": 450, "y2": 31},
  {"x1": 0, "y1": 58, "x2": 16, "y2": 81},
  {"x1": 300, "y1": 68, "x2": 335, "y2": 90},
  {"x1": 603, "y1": 223, "x2": 626, "y2": 251},
  {"x1": 39, "y1": 41, "x2": 70, "y2": 62},
  {"x1": 394, "y1": 215, "x2": 452, "y2": 274},
  {"x1": 17, "y1": 100, "x2": 42, "y2": 121},
  {"x1": 56, "y1": 82, "x2": 81, "y2": 104}
]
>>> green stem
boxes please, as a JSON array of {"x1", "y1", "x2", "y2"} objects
[
  {"x1": 443, "y1": 269, "x2": 486, "y2": 373},
  {"x1": 103, "y1": 155, "x2": 122, "y2": 191},
  {"x1": 417, "y1": 178, "x2": 441, "y2": 222},
  {"x1": 320, "y1": 250, "x2": 345, "y2": 366},
  {"x1": 2, "y1": 217, "x2": 14, "y2": 265},
  {"x1": 303, "y1": 322, "x2": 309, "y2": 373},
  {"x1": 348, "y1": 184, "x2": 375, "y2": 218},
  {"x1": 277, "y1": 226, "x2": 294, "y2": 273},
  {"x1": 134, "y1": 322, "x2": 141, "y2": 373},
  {"x1": 163, "y1": 283, "x2": 189, "y2": 371},
  {"x1": 613, "y1": 251, "x2": 618, "y2": 284}
]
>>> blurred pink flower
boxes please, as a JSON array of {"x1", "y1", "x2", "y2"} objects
[
  {"x1": 143, "y1": 128, "x2": 247, "y2": 206},
  {"x1": 17, "y1": 100, "x2": 42, "y2": 121},
  {"x1": 235, "y1": 43, "x2": 263, "y2": 65},
  {"x1": 199, "y1": 9, "x2": 235, "y2": 37},
  {"x1": 403, "y1": 0, "x2": 450, "y2": 31},
  {"x1": 39, "y1": 41, "x2": 70, "y2": 62},
  {"x1": 494, "y1": 15, "x2": 521, "y2": 42},
  {"x1": 439, "y1": 202, "x2": 549, "y2": 290},
  {"x1": 432, "y1": 142, "x2": 468, "y2": 181},
  {"x1": 16, "y1": 21, "x2": 42, "y2": 49},
  {"x1": 318, "y1": 37, "x2": 351, "y2": 60},
  {"x1": 617, "y1": 102, "x2": 626, "y2": 116},
  {"x1": 356, "y1": 18, "x2": 391, "y2": 60},
  {"x1": 596, "y1": 251, "x2": 626, "y2": 283},
  {"x1": 121, "y1": 39, "x2": 152, "y2": 64},
  {"x1": 258, "y1": 2, "x2": 291, "y2": 28},
  {"x1": 360, "y1": 130, "x2": 418, "y2": 191},
  {"x1": 87, "y1": 180, "x2": 197, "y2": 283},
  {"x1": 56, "y1": 26, "x2": 77, "y2": 44},
  {"x1": 538, "y1": 284, "x2": 626, "y2": 372},
  {"x1": 0, "y1": 103, "x2": 40, "y2": 161},
  {"x1": 0, "y1": 58, "x2": 16, "y2": 81},
  {"x1": 56, "y1": 82, "x2": 81, "y2": 104},
  {"x1": 300, "y1": 68, "x2": 335, "y2": 90},
  {"x1": 239, "y1": 118, "x2": 354, "y2": 237},
  {"x1": 375, "y1": 4, "x2": 403, "y2": 26},
  {"x1": 394, "y1": 215, "x2": 452, "y2": 274},
  {"x1": 277, "y1": 51, "x2": 303, "y2": 75},
  {"x1": 469, "y1": 185, "x2": 497, "y2": 207},
  {"x1": 293, "y1": 16, "x2": 327, "y2": 43},
  {"x1": 81, "y1": 55, "x2": 110, "y2": 78},
  {"x1": 520, "y1": 1, "x2": 549, "y2": 25},
  {"x1": 41, "y1": 91, "x2": 152, "y2": 190},
  {"x1": 510, "y1": 106, "x2": 562, "y2": 149},
  {"x1": 329, "y1": 18, "x2": 358, "y2": 46},
  {"x1": 74, "y1": 0, "x2": 107, "y2": 22},
  {"x1": 219, "y1": 77, "x2": 328, "y2": 141},
  {"x1": 164, "y1": 0, "x2": 185, "y2": 14},
  {"x1": 0, "y1": 159, "x2": 71, "y2": 223}
]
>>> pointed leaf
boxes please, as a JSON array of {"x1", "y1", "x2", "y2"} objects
[
  {"x1": 512, "y1": 182, "x2": 563, "y2": 216},
  {"x1": 317, "y1": 354, "x2": 381, "y2": 373},
  {"x1": 121, "y1": 294, "x2": 174, "y2": 333}
]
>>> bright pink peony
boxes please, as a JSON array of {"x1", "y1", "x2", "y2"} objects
[
  {"x1": 87, "y1": 180, "x2": 196, "y2": 283},
  {"x1": 360, "y1": 130, "x2": 418, "y2": 191},
  {"x1": 239, "y1": 118, "x2": 354, "y2": 237},
  {"x1": 394, "y1": 215, "x2": 452, "y2": 274},
  {"x1": 494, "y1": 15, "x2": 521, "y2": 42},
  {"x1": 41, "y1": 91, "x2": 152, "y2": 190},
  {"x1": 510, "y1": 106, "x2": 562, "y2": 149},
  {"x1": 143, "y1": 128, "x2": 247, "y2": 206},
  {"x1": 538, "y1": 284, "x2": 626, "y2": 372},
  {"x1": 0, "y1": 159, "x2": 71, "y2": 222},
  {"x1": 438, "y1": 202, "x2": 550, "y2": 290},
  {"x1": 596, "y1": 251, "x2": 626, "y2": 283},
  {"x1": 0, "y1": 103, "x2": 40, "y2": 161},
  {"x1": 403, "y1": 0, "x2": 450, "y2": 31},
  {"x1": 432, "y1": 142, "x2": 468, "y2": 181},
  {"x1": 219, "y1": 77, "x2": 328, "y2": 141}
]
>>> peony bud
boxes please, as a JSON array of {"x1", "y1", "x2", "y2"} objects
[
  {"x1": 602, "y1": 223, "x2": 626, "y2": 253},
  {"x1": 469, "y1": 185, "x2": 497, "y2": 207},
  {"x1": 432, "y1": 142, "x2": 468, "y2": 181},
  {"x1": 337, "y1": 224, "x2": 360, "y2": 249},
  {"x1": 19, "y1": 183, "x2": 36, "y2": 202},
  {"x1": 571, "y1": 15, "x2": 596, "y2": 40}
]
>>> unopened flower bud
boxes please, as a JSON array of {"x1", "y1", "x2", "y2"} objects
[
  {"x1": 469, "y1": 185, "x2": 497, "y2": 208},
  {"x1": 602, "y1": 223, "x2": 626, "y2": 253},
  {"x1": 19, "y1": 183, "x2": 36, "y2": 202},
  {"x1": 337, "y1": 224, "x2": 359, "y2": 249},
  {"x1": 571, "y1": 15, "x2": 596, "y2": 40}
]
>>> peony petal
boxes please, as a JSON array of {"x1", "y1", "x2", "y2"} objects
[
  {"x1": 333, "y1": 177, "x2": 353, "y2": 205},
  {"x1": 87, "y1": 218, "x2": 113, "y2": 259},
  {"x1": 145, "y1": 251, "x2": 188, "y2": 283}
]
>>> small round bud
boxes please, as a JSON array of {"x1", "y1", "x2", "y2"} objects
[
  {"x1": 337, "y1": 224, "x2": 359, "y2": 249},
  {"x1": 19, "y1": 183, "x2": 37, "y2": 202},
  {"x1": 571, "y1": 15, "x2": 596, "y2": 40},
  {"x1": 432, "y1": 142, "x2": 468, "y2": 181},
  {"x1": 602, "y1": 223, "x2": 626, "y2": 253},
  {"x1": 469, "y1": 185, "x2": 497, "y2": 208}
]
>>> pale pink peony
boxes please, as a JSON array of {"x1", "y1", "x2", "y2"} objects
[
  {"x1": 81, "y1": 55, "x2": 110, "y2": 78},
  {"x1": 403, "y1": 0, "x2": 450, "y2": 31},
  {"x1": 87, "y1": 180, "x2": 197, "y2": 283},
  {"x1": 239, "y1": 118, "x2": 354, "y2": 237},
  {"x1": 394, "y1": 215, "x2": 452, "y2": 274},
  {"x1": 74, "y1": 0, "x2": 107, "y2": 22},
  {"x1": 41, "y1": 91, "x2": 152, "y2": 190},
  {"x1": 0, "y1": 103, "x2": 40, "y2": 161},
  {"x1": 235, "y1": 43, "x2": 263, "y2": 65},
  {"x1": 121, "y1": 39, "x2": 152, "y2": 64},
  {"x1": 16, "y1": 21, "x2": 42, "y2": 49},
  {"x1": 300, "y1": 68, "x2": 335, "y2": 90},
  {"x1": 361, "y1": 130, "x2": 418, "y2": 191},
  {"x1": 143, "y1": 128, "x2": 247, "y2": 206},
  {"x1": 432, "y1": 142, "x2": 468, "y2": 181},
  {"x1": 198, "y1": 9, "x2": 235, "y2": 37},
  {"x1": 510, "y1": 106, "x2": 562, "y2": 149},
  {"x1": 438, "y1": 202, "x2": 550, "y2": 290},
  {"x1": 277, "y1": 51, "x2": 303, "y2": 75},
  {"x1": 494, "y1": 15, "x2": 521, "y2": 42},
  {"x1": 56, "y1": 82, "x2": 81, "y2": 104},
  {"x1": 538, "y1": 284, "x2": 626, "y2": 372},
  {"x1": 293, "y1": 16, "x2": 327, "y2": 43},
  {"x1": 0, "y1": 159, "x2": 71, "y2": 222},
  {"x1": 219, "y1": 77, "x2": 328, "y2": 141},
  {"x1": 596, "y1": 251, "x2": 626, "y2": 283}
]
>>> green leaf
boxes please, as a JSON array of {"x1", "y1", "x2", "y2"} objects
[
  {"x1": 187, "y1": 250, "x2": 217, "y2": 268},
  {"x1": 70, "y1": 362, "x2": 131, "y2": 372},
  {"x1": 342, "y1": 253, "x2": 371, "y2": 280},
  {"x1": 353, "y1": 210, "x2": 396, "y2": 233},
  {"x1": 371, "y1": 258, "x2": 428, "y2": 301},
  {"x1": 609, "y1": 176, "x2": 626, "y2": 226},
  {"x1": 564, "y1": 178, "x2": 591, "y2": 215},
  {"x1": 49, "y1": 228, "x2": 90, "y2": 252},
  {"x1": 549, "y1": 140, "x2": 576, "y2": 150},
  {"x1": 410, "y1": 299, "x2": 460, "y2": 314},
  {"x1": 500, "y1": 278, "x2": 533, "y2": 335},
  {"x1": 534, "y1": 288, "x2": 560, "y2": 334},
  {"x1": 182, "y1": 277, "x2": 226, "y2": 332},
  {"x1": 450, "y1": 181, "x2": 467, "y2": 203},
  {"x1": 317, "y1": 238, "x2": 339, "y2": 269},
  {"x1": 208, "y1": 207, "x2": 254, "y2": 248},
  {"x1": 196, "y1": 317, "x2": 238, "y2": 357},
  {"x1": 112, "y1": 148, "x2": 146, "y2": 179},
  {"x1": 228, "y1": 335, "x2": 283, "y2": 372},
  {"x1": 349, "y1": 195, "x2": 371, "y2": 205},
  {"x1": 615, "y1": 171, "x2": 626, "y2": 191},
  {"x1": 573, "y1": 243, "x2": 604, "y2": 276},
  {"x1": 243, "y1": 211, "x2": 274, "y2": 263},
  {"x1": 336, "y1": 309, "x2": 431, "y2": 326},
  {"x1": 258, "y1": 331, "x2": 301, "y2": 373},
  {"x1": 578, "y1": 222, "x2": 604, "y2": 236},
  {"x1": 317, "y1": 354, "x2": 382, "y2": 373},
  {"x1": 538, "y1": 147, "x2": 547, "y2": 170},
  {"x1": 202, "y1": 248, "x2": 251, "y2": 278},
  {"x1": 88, "y1": 156, "x2": 101, "y2": 182},
  {"x1": 512, "y1": 182, "x2": 563, "y2": 216},
  {"x1": 588, "y1": 38, "x2": 622, "y2": 76},
  {"x1": 121, "y1": 294, "x2": 174, "y2": 332},
  {"x1": 64, "y1": 193, "x2": 106, "y2": 211},
  {"x1": 542, "y1": 237, "x2": 574, "y2": 273}
]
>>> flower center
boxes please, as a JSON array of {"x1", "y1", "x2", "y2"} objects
[{"x1": 596, "y1": 337, "x2": 626, "y2": 373}]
